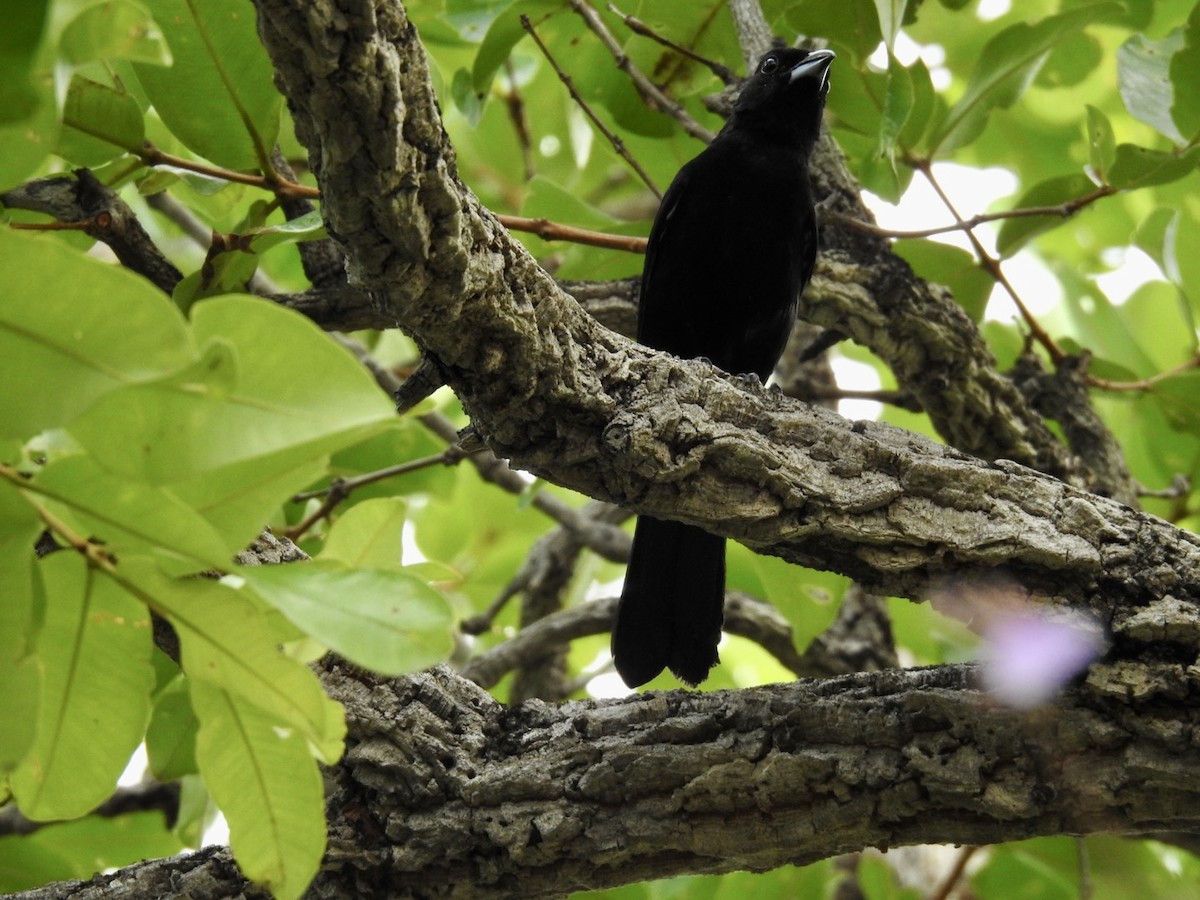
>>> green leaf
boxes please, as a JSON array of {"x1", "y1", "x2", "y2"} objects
[
  {"x1": 872, "y1": 54, "x2": 916, "y2": 199},
  {"x1": 727, "y1": 546, "x2": 844, "y2": 650},
  {"x1": 69, "y1": 296, "x2": 396, "y2": 485},
  {"x1": 873, "y1": 0, "x2": 908, "y2": 52},
  {"x1": 34, "y1": 455, "x2": 232, "y2": 571},
  {"x1": 930, "y1": 4, "x2": 1121, "y2": 154},
  {"x1": 0, "y1": 0, "x2": 47, "y2": 125},
  {"x1": 1121, "y1": 280, "x2": 1196, "y2": 372},
  {"x1": 1171, "y1": 5, "x2": 1200, "y2": 140},
  {"x1": 193, "y1": 681, "x2": 325, "y2": 900},
  {"x1": 0, "y1": 811, "x2": 185, "y2": 893},
  {"x1": 59, "y1": 0, "x2": 171, "y2": 67},
  {"x1": 1153, "y1": 370, "x2": 1200, "y2": 435},
  {"x1": 893, "y1": 239, "x2": 994, "y2": 320},
  {"x1": 898, "y1": 57, "x2": 938, "y2": 149},
  {"x1": 320, "y1": 497, "x2": 408, "y2": 568},
  {"x1": 0, "y1": 91, "x2": 58, "y2": 190},
  {"x1": 471, "y1": 0, "x2": 560, "y2": 96},
  {"x1": 133, "y1": 0, "x2": 281, "y2": 169},
  {"x1": 995, "y1": 173, "x2": 1097, "y2": 257},
  {"x1": 58, "y1": 75, "x2": 146, "y2": 165},
  {"x1": 146, "y1": 675, "x2": 199, "y2": 780},
  {"x1": 0, "y1": 228, "x2": 196, "y2": 440},
  {"x1": 132, "y1": 560, "x2": 345, "y2": 762},
  {"x1": 1107, "y1": 142, "x2": 1200, "y2": 189},
  {"x1": 0, "y1": 485, "x2": 41, "y2": 775},
  {"x1": 858, "y1": 854, "x2": 922, "y2": 900},
  {"x1": 241, "y1": 559, "x2": 454, "y2": 675},
  {"x1": 1133, "y1": 207, "x2": 1178, "y2": 279},
  {"x1": 1117, "y1": 30, "x2": 1186, "y2": 143},
  {"x1": 452, "y1": 66, "x2": 485, "y2": 126},
  {"x1": 170, "y1": 454, "x2": 331, "y2": 553},
  {"x1": 1086, "y1": 105, "x2": 1116, "y2": 181},
  {"x1": 781, "y1": 0, "x2": 883, "y2": 63},
  {"x1": 1036, "y1": 30, "x2": 1103, "y2": 89},
  {"x1": 9, "y1": 554, "x2": 154, "y2": 820},
  {"x1": 245, "y1": 210, "x2": 327, "y2": 253}
]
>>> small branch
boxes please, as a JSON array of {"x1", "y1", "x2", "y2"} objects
[
  {"x1": 496, "y1": 214, "x2": 647, "y2": 252},
  {"x1": 805, "y1": 386, "x2": 922, "y2": 411},
  {"x1": 566, "y1": 0, "x2": 716, "y2": 144},
  {"x1": 726, "y1": 0, "x2": 775, "y2": 68},
  {"x1": 140, "y1": 141, "x2": 318, "y2": 200},
  {"x1": 831, "y1": 184, "x2": 1116, "y2": 241},
  {"x1": 914, "y1": 159, "x2": 1066, "y2": 362},
  {"x1": 521, "y1": 14, "x2": 662, "y2": 199},
  {"x1": 930, "y1": 845, "x2": 980, "y2": 900},
  {"x1": 1087, "y1": 351, "x2": 1200, "y2": 392},
  {"x1": 502, "y1": 61, "x2": 536, "y2": 182},
  {"x1": 283, "y1": 449, "x2": 471, "y2": 540},
  {"x1": 606, "y1": 4, "x2": 737, "y2": 84}
]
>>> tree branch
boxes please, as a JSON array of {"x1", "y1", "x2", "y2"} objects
[{"x1": 248, "y1": 0, "x2": 1199, "y2": 614}]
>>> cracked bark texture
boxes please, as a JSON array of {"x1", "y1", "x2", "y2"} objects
[
  {"x1": 19, "y1": 1, "x2": 1198, "y2": 897},
  {"x1": 250, "y1": 0, "x2": 1199, "y2": 611},
  {"x1": 24, "y1": 661, "x2": 1200, "y2": 900}
]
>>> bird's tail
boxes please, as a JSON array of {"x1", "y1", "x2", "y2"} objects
[{"x1": 611, "y1": 515, "x2": 725, "y2": 687}]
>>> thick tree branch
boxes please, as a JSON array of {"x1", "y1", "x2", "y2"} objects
[
  {"x1": 19, "y1": 655, "x2": 1200, "y2": 900},
  {"x1": 249, "y1": 0, "x2": 1200, "y2": 615}
]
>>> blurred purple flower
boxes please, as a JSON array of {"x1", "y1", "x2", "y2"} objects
[{"x1": 981, "y1": 611, "x2": 1103, "y2": 709}]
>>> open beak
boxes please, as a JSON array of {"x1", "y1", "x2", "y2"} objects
[{"x1": 789, "y1": 48, "x2": 836, "y2": 92}]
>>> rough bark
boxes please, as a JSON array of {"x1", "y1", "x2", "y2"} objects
[
  {"x1": 22, "y1": 661, "x2": 1200, "y2": 899},
  {"x1": 16, "y1": 1, "x2": 1200, "y2": 898},
  {"x1": 249, "y1": 0, "x2": 1199, "y2": 614}
]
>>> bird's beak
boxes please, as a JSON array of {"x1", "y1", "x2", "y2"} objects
[{"x1": 789, "y1": 48, "x2": 836, "y2": 91}]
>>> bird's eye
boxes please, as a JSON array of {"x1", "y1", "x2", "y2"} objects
[{"x1": 760, "y1": 56, "x2": 779, "y2": 74}]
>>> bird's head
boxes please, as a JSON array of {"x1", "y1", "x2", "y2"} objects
[{"x1": 729, "y1": 47, "x2": 836, "y2": 149}]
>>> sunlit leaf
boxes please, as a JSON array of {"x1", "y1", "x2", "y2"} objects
[
  {"x1": 1086, "y1": 104, "x2": 1116, "y2": 181},
  {"x1": 1107, "y1": 142, "x2": 1200, "y2": 189},
  {"x1": 133, "y1": 0, "x2": 281, "y2": 169},
  {"x1": 0, "y1": 229, "x2": 195, "y2": 440},
  {"x1": 68, "y1": 296, "x2": 396, "y2": 485},
  {"x1": 129, "y1": 560, "x2": 346, "y2": 762},
  {"x1": 1118, "y1": 29, "x2": 1186, "y2": 143},
  {"x1": 0, "y1": 811, "x2": 184, "y2": 894},
  {"x1": 59, "y1": 1, "x2": 170, "y2": 67},
  {"x1": 995, "y1": 173, "x2": 1097, "y2": 257},
  {"x1": 931, "y1": 4, "x2": 1122, "y2": 154},
  {"x1": 9, "y1": 554, "x2": 154, "y2": 820},
  {"x1": 0, "y1": 486, "x2": 41, "y2": 775},
  {"x1": 241, "y1": 559, "x2": 454, "y2": 675},
  {"x1": 193, "y1": 682, "x2": 325, "y2": 900}
]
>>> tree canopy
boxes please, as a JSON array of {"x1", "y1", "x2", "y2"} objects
[{"x1": 2, "y1": 0, "x2": 1200, "y2": 898}]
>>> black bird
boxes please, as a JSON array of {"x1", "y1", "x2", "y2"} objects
[{"x1": 612, "y1": 47, "x2": 835, "y2": 688}]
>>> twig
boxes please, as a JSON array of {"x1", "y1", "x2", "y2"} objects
[
  {"x1": 566, "y1": 0, "x2": 716, "y2": 144},
  {"x1": 914, "y1": 159, "x2": 1066, "y2": 362},
  {"x1": 283, "y1": 448, "x2": 471, "y2": 540},
  {"x1": 502, "y1": 59, "x2": 536, "y2": 182},
  {"x1": 1087, "y1": 351, "x2": 1200, "y2": 392},
  {"x1": 497, "y1": 214, "x2": 647, "y2": 252},
  {"x1": 139, "y1": 141, "x2": 318, "y2": 200},
  {"x1": 606, "y1": 4, "x2": 737, "y2": 84},
  {"x1": 521, "y1": 14, "x2": 662, "y2": 198},
  {"x1": 831, "y1": 184, "x2": 1116, "y2": 241},
  {"x1": 805, "y1": 386, "x2": 923, "y2": 411},
  {"x1": 930, "y1": 845, "x2": 979, "y2": 900},
  {"x1": 726, "y1": 0, "x2": 774, "y2": 68}
]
